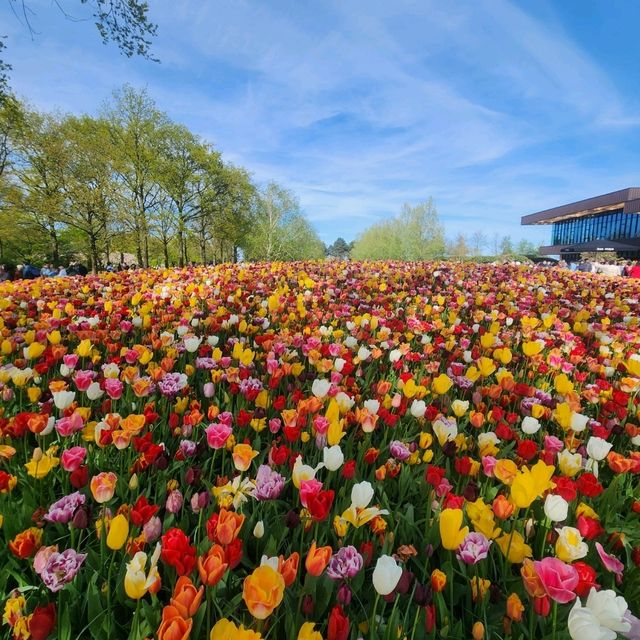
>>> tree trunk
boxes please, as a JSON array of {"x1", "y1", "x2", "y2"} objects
[
  {"x1": 163, "y1": 238, "x2": 169, "y2": 268},
  {"x1": 89, "y1": 234, "x2": 99, "y2": 274},
  {"x1": 50, "y1": 228, "x2": 60, "y2": 264},
  {"x1": 233, "y1": 245, "x2": 238, "y2": 263}
]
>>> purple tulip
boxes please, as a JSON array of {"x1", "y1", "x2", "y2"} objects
[
  {"x1": 44, "y1": 492, "x2": 86, "y2": 525},
  {"x1": 253, "y1": 465, "x2": 285, "y2": 500},
  {"x1": 327, "y1": 546, "x2": 363, "y2": 580},
  {"x1": 456, "y1": 532, "x2": 492, "y2": 564}
]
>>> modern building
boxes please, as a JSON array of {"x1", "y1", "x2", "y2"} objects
[{"x1": 521, "y1": 188, "x2": 640, "y2": 259}]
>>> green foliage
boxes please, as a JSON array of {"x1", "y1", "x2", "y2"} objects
[
  {"x1": 352, "y1": 198, "x2": 445, "y2": 260},
  {"x1": 1, "y1": 90, "x2": 322, "y2": 269},
  {"x1": 244, "y1": 182, "x2": 324, "y2": 262}
]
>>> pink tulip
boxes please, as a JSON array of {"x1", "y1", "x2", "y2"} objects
[
  {"x1": 61, "y1": 446, "x2": 87, "y2": 472},
  {"x1": 205, "y1": 423, "x2": 232, "y2": 449},
  {"x1": 534, "y1": 557, "x2": 579, "y2": 603}
]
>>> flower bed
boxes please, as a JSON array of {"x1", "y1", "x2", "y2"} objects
[{"x1": 0, "y1": 261, "x2": 639, "y2": 640}]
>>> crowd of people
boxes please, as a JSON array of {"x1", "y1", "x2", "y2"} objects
[
  {"x1": 566, "y1": 259, "x2": 640, "y2": 277},
  {"x1": 0, "y1": 261, "x2": 142, "y2": 281},
  {"x1": 2, "y1": 257, "x2": 640, "y2": 281}
]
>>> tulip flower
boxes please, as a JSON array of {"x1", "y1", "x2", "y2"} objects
[
  {"x1": 124, "y1": 544, "x2": 161, "y2": 599},
  {"x1": 372, "y1": 555, "x2": 402, "y2": 595},
  {"x1": 242, "y1": 565, "x2": 285, "y2": 620},
  {"x1": 305, "y1": 541, "x2": 333, "y2": 576},
  {"x1": 106, "y1": 514, "x2": 129, "y2": 550},
  {"x1": 439, "y1": 508, "x2": 469, "y2": 551}
]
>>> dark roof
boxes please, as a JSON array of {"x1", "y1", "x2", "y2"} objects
[
  {"x1": 538, "y1": 237, "x2": 640, "y2": 255},
  {"x1": 522, "y1": 188, "x2": 640, "y2": 225}
]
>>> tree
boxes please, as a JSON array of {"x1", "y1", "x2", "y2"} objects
[
  {"x1": 10, "y1": 108, "x2": 69, "y2": 263},
  {"x1": 516, "y1": 239, "x2": 539, "y2": 255},
  {"x1": 500, "y1": 235, "x2": 514, "y2": 255},
  {"x1": 327, "y1": 237, "x2": 351, "y2": 259},
  {"x1": 245, "y1": 183, "x2": 322, "y2": 262},
  {"x1": 156, "y1": 123, "x2": 206, "y2": 266},
  {"x1": 104, "y1": 85, "x2": 169, "y2": 267},
  {"x1": 351, "y1": 199, "x2": 445, "y2": 260},
  {"x1": 447, "y1": 233, "x2": 469, "y2": 258},
  {"x1": 1, "y1": 1, "x2": 157, "y2": 98},
  {"x1": 58, "y1": 116, "x2": 117, "y2": 272},
  {"x1": 469, "y1": 230, "x2": 487, "y2": 256}
]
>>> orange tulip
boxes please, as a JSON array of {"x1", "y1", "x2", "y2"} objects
[
  {"x1": 305, "y1": 541, "x2": 332, "y2": 577},
  {"x1": 170, "y1": 576, "x2": 204, "y2": 619},
  {"x1": 198, "y1": 545, "x2": 228, "y2": 587},
  {"x1": 242, "y1": 565, "x2": 285, "y2": 620},
  {"x1": 156, "y1": 605, "x2": 192, "y2": 640},
  {"x1": 279, "y1": 552, "x2": 299, "y2": 587},
  {"x1": 90, "y1": 472, "x2": 117, "y2": 503},
  {"x1": 492, "y1": 495, "x2": 515, "y2": 520},
  {"x1": 430, "y1": 569, "x2": 447, "y2": 593},
  {"x1": 215, "y1": 509, "x2": 245, "y2": 546}
]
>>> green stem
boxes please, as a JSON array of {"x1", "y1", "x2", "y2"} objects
[
  {"x1": 551, "y1": 600, "x2": 558, "y2": 640},
  {"x1": 370, "y1": 593, "x2": 381, "y2": 640}
]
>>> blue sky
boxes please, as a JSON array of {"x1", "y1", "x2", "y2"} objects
[{"x1": 2, "y1": 0, "x2": 640, "y2": 246}]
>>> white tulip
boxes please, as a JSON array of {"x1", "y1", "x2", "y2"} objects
[
  {"x1": 207, "y1": 335, "x2": 219, "y2": 347},
  {"x1": 40, "y1": 416, "x2": 56, "y2": 436},
  {"x1": 260, "y1": 555, "x2": 279, "y2": 571},
  {"x1": 544, "y1": 494, "x2": 568, "y2": 522},
  {"x1": 364, "y1": 399, "x2": 380, "y2": 415},
  {"x1": 311, "y1": 379, "x2": 331, "y2": 398},
  {"x1": 389, "y1": 349, "x2": 402, "y2": 363},
  {"x1": 344, "y1": 336, "x2": 357, "y2": 349},
  {"x1": 351, "y1": 481, "x2": 374, "y2": 509},
  {"x1": 86, "y1": 382, "x2": 104, "y2": 401},
  {"x1": 177, "y1": 325, "x2": 189, "y2": 336},
  {"x1": 53, "y1": 390, "x2": 76, "y2": 411},
  {"x1": 335, "y1": 392, "x2": 355, "y2": 412},
  {"x1": 183, "y1": 336, "x2": 202, "y2": 353},
  {"x1": 521, "y1": 416, "x2": 541, "y2": 435},
  {"x1": 357, "y1": 346, "x2": 371, "y2": 361},
  {"x1": 568, "y1": 600, "x2": 616, "y2": 640},
  {"x1": 253, "y1": 521, "x2": 265, "y2": 539},
  {"x1": 586, "y1": 437, "x2": 613, "y2": 462},
  {"x1": 372, "y1": 555, "x2": 402, "y2": 595},
  {"x1": 410, "y1": 399, "x2": 426, "y2": 418},
  {"x1": 334, "y1": 358, "x2": 346, "y2": 372},
  {"x1": 570, "y1": 412, "x2": 590, "y2": 433},
  {"x1": 323, "y1": 445, "x2": 344, "y2": 471},
  {"x1": 585, "y1": 588, "x2": 630, "y2": 634}
]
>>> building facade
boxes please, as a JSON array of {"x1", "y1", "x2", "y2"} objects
[{"x1": 521, "y1": 188, "x2": 640, "y2": 260}]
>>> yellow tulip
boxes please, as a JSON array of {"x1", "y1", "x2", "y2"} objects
[
  {"x1": 107, "y1": 514, "x2": 129, "y2": 550},
  {"x1": 125, "y1": 544, "x2": 161, "y2": 599},
  {"x1": 432, "y1": 374, "x2": 453, "y2": 395},
  {"x1": 47, "y1": 330, "x2": 62, "y2": 345},
  {"x1": 76, "y1": 339, "x2": 93, "y2": 358},
  {"x1": 297, "y1": 622, "x2": 322, "y2": 640},
  {"x1": 554, "y1": 373, "x2": 574, "y2": 395},
  {"x1": 522, "y1": 340, "x2": 544, "y2": 356},
  {"x1": 510, "y1": 461, "x2": 555, "y2": 508},
  {"x1": 495, "y1": 530, "x2": 532, "y2": 563},
  {"x1": 25, "y1": 342, "x2": 46, "y2": 360},
  {"x1": 439, "y1": 508, "x2": 469, "y2": 550},
  {"x1": 477, "y1": 357, "x2": 496, "y2": 378}
]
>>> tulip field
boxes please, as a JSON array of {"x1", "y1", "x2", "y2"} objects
[{"x1": 1, "y1": 260, "x2": 640, "y2": 640}]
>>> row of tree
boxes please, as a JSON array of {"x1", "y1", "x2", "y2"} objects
[
  {"x1": 0, "y1": 86, "x2": 325, "y2": 271},
  {"x1": 349, "y1": 199, "x2": 538, "y2": 260}
]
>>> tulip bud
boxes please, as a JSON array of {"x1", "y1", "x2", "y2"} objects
[
  {"x1": 472, "y1": 621, "x2": 485, "y2": 640},
  {"x1": 253, "y1": 521, "x2": 265, "y2": 539},
  {"x1": 337, "y1": 583, "x2": 352, "y2": 605},
  {"x1": 143, "y1": 516, "x2": 162, "y2": 543},
  {"x1": 107, "y1": 514, "x2": 129, "y2": 550},
  {"x1": 128, "y1": 474, "x2": 139, "y2": 490},
  {"x1": 301, "y1": 595, "x2": 315, "y2": 616}
]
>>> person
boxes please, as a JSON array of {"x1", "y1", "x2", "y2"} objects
[
  {"x1": 21, "y1": 263, "x2": 41, "y2": 279},
  {"x1": 0, "y1": 265, "x2": 10, "y2": 282},
  {"x1": 629, "y1": 261, "x2": 640, "y2": 278},
  {"x1": 56, "y1": 265, "x2": 67, "y2": 277}
]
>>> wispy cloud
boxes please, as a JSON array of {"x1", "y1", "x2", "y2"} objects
[{"x1": 2, "y1": 0, "x2": 639, "y2": 244}]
